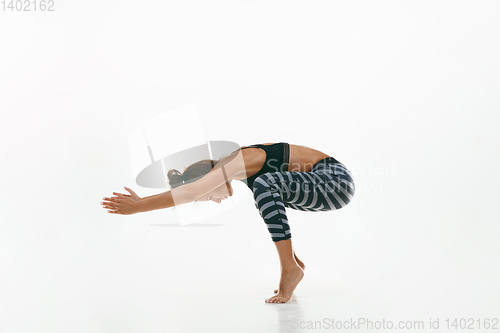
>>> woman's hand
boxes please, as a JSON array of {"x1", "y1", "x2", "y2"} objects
[{"x1": 101, "y1": 192, "x2": 139, "y2": 215}]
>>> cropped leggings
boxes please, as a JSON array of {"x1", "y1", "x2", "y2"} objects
[{"x1": 252, "y1": 157, "x2": 355, "y2": 242}]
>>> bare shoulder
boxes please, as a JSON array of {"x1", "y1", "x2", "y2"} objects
[
  {"x1": 212, "y1": 149, "x2": 250, "y2": 180},
  {"x1": 222, "y1": 146, "x2": 266, "y2": 180}
]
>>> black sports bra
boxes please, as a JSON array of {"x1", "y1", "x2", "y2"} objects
[{"x1": 235, "y1": 142, "x2": 290, "y2": 190}]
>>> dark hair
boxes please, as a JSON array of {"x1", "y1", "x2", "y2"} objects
[{"x1": 167, "y1": 159, "x2": 221, "y2": 189}]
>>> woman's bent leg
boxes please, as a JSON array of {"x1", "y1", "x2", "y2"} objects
[
  {"x1": 252, "y1": 164, "x2": 355, "y2": 243},
  {"x1": 254, "y1": 162, "x2": 355, "y2": 302}
]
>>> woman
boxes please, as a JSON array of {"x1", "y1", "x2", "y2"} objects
[{"x1": 101, "y1": 142, "x2": 355, "y2": 303}]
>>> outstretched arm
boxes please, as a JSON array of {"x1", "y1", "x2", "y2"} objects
[
  {"x1": 102, "y1": 187, "x2": 168, "y2": 214},
  {"x1": 103, "y1": 185, "x2": 194, "y2": 214},
  {"x1": 136, "y1": 151, "x2": 246, "y2": 213},
  {"x1": 140, "y1": 193, "x2": 163, "y2": 200},
  {"x1": 136, "y1": 186, "x2": 192, "y2": 212},
  {"x1": 102, "y1": 150, "x2": 245, "y2": 215}
]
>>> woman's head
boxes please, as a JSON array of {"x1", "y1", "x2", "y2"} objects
[{"x1": 167, "y1": 159, "x2": 233, "y2": 203}]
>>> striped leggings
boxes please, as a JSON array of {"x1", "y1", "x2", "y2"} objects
[{"x1": 252, "y1": 157, "x2": 355, "y2": 242}]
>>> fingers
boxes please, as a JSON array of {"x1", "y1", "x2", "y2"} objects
[
  {"x1": 102, "y1": 198, "x2": 124, "y2": 206},
  {"x1": 101, "y1": 204, "x2": 116, "y2": 212},
  {"x1": 101, "y1": 194, "x2": 135, "y2": 215},
  {"x1": 101, "y1": 200, "x2": 118, "y2": 213},
  {"x1": 102, "y1": 196, "x2": 125, "y2": 202},
  {"x1": 101, "y1": 201, "x2": 120, "y2": 214},
  {"x1": 101, "y1": 197, "x2": 121, "y2": 210},
  {"x1": 112, "y1": 192, "x2": 130, "y2": 198},
  {"x1": 102, "y1": 197, "x2": 116, "y2": 204}
]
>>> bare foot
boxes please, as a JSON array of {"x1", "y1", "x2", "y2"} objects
[
  {"x1": 274, "y1": 254, "x2": 305, "y2": 293},
  {"x1": 266, "y1": 265, "x2": 304, "y2": 304}
]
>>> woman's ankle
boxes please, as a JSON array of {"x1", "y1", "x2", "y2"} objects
[{"x1": 281, "y1": 262, "x2": 301, "y2": 273}]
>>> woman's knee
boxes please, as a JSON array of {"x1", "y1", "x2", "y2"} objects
[{"x1": 252, "y1": 173, "x2": 276, "y2": 193}]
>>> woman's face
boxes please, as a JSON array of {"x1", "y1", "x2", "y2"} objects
[{"x1": 196, "y1": 181, "x2": 233, "y2": 203}]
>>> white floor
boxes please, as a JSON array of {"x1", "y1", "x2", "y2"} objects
[{"x1": 2, "y1": 188, "x2": 499, "y2": 332}]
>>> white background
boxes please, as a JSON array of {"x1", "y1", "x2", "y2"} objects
[{"x1": 1, "y1": 0, "x2": 499, "y2": 332}]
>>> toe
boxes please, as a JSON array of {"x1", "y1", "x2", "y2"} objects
[{"x1": 266, "y1": 295, "x2": 277, "y2": 303}]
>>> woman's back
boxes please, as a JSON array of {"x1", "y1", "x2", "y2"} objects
[
  {"x1": 235, "y1": 142, "x2": 333, "y2": 176},
  {"x1": 231, "y1": 142, "x2": 335, "y2": 190}
]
